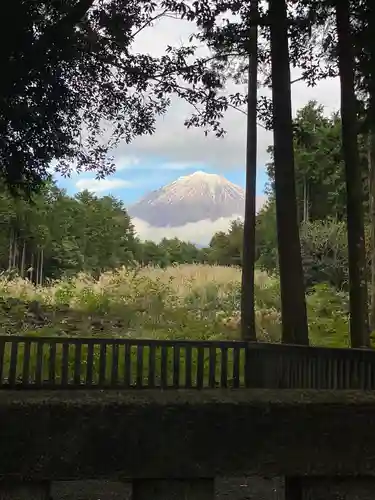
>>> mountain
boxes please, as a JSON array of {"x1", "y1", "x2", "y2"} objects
[{"x1": 128, "y1": 171, "x2": 245, "y2": 227}]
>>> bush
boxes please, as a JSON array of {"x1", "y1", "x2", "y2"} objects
[{"x1": 300, "y1": 220, "x2": 349, "y2": 289}]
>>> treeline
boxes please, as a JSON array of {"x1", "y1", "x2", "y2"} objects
[
  {"x1": 0, "y1": 181, "x2": 138, "y2": 282},
  {"x1": 0, "y1": 179, "x2": 226, "y2": 281}
]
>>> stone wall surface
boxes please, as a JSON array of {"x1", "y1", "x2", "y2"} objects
[
  {"x1": 302, "y1": 477, "x2": 375, "y2": 499},
  {"x1": 51, "y1": 481, "x2": 132, "y2": 500},
  {"x1": 1, "y1": 390, "x2": 375, "y2": 479},
  {"x1": 3, "y1": 477, "x2": 375, "y2": 499},
  {"x1": 0, "y1": 483, "x2": 50, "y2": 500},
  {"x1": 49, "y1": 477, "x2": 283, "y2": 500},
  {"x1": 216, "y1": 476, "x2": 284, "y2": 500}
]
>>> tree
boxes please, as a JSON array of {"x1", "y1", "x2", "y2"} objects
[
  {"x1": 0, "y1": 0, "x2": 230, "y2": 193},
  {"x1": 266, "y1": 101, "x2": 370, "y2": 224},
  {"x1": 269, "y1": 0, "x2": 308, "y2": 345},
  {"x1": 255, "y1": 198, "x2": 278, "y2": 273},
  {"x1": 335, "y1": 0, "x2": 369, "y2": 347},
  {"x1": 0, "y1": 181, "x2": 138, "y2": 281},
  {"x1": 209, "y1": 220, "x2": 243, "y2": 266},
  {"x1": 241, "y1": 0, "x2": 259, "y2": 341},
  {"x1": 354, "y1": 0, "x2": 375, "y2": 330}
]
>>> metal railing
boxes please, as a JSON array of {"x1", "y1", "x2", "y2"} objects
[{"x1": 0, "y1": 335, "x2": 375, "y2": 390}]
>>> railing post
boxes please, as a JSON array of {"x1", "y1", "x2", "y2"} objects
[
  {"x1": 284, "y1": 476, "x2": 302, "y2": 500},
  {"x1": 244, "y1": 342, "x2": 259, "y2": 388}
]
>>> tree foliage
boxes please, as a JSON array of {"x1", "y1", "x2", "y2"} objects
[{"x1": 0, "y1": 0, "x2": 233, "y2": 193}]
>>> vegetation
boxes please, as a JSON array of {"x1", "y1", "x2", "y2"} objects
[
  {"x1": 0, "y1": 265, "x2": 351, "y2": 348},
  {"x1": 0, "y1": 98, "x2": 372, "y2": 349}
]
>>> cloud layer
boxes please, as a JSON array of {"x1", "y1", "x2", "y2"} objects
[
  {"x1": 132, "y1": 195, "x2": 267, "y2": 245},
  {"x1": 133, "y1": 216, "x2": 242, "y2": 245},
  {"x1": 75, "y1": 178, "x2": 133, "y2": 193}
]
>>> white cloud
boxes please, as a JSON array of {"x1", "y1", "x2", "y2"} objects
[
  {"x1": 115, "y1": 156, "x2": 140, "y2": 171},
  {"x1": 161, "y1": 161, "x2": 201, "y2": 170},
  {"x1": 133, "y1": 216, "x2": 240, "y2": 245},
  {"x1": 132, "y1": 195, "x2": 267, "y2": 245},
  {"x1": 75, "y1": 178, "x2": 133, "y2": 193},
  {"x1": 109, "y1": 14, "x2": 341, "y2": 173}
]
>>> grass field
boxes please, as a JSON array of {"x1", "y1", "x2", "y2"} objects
[{"x1": 0, "y1": 264, "x2": 351, "y2": 347}]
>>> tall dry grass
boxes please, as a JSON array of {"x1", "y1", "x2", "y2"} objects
[{"x1": 0, "y1": 264, "x2": 349, "y2": 346}]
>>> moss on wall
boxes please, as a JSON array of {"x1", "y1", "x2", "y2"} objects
[{"x1": 0, "y1": 389, "x2": 375, "y2": 480}]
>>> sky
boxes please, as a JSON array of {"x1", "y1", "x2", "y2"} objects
[{"x1": 52, "y1": 13, "x2": 342, "y2": 245}]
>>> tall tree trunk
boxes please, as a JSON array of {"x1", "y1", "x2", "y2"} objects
[
  {"x1": 303, "y1": 178, "x2": 309, "y2": 223},
  {"x1": 369, "y1": 133, "x2": 375, "y2": 331},
  {"x1": 39, "y1": 248, "x2": 44, "y2": 286},
  {"x1": 12, "y1": 237, "x2": 17, "y2": 269},
  {"x1": 369, "y1": 0, "x2": 375, "y2": 333},
  {"x1": 30, "y1": 253, "x2": 34, "y2": 283},
  {"x1": 241, "y1": 0, "x2": 258, "y2": 341},
  {"x1": 20, "y1": 240, "x2": 26, "y2": 278},
  {"x1": 269, "y1": 0, "x2": 309, "y2": 345},
  {"x1": 8, "y1": 229, "x2": 13, "y2": 270},
  {"x1": 36, "y1": 251, "x2": 40, "y2": 286},
  {"x1": 336, "y1": 0, "x2": 369, "y2": 347}
]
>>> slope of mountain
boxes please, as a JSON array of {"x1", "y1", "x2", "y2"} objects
[{"x1": 128, "y1": 171, "x2": 245, "y2": 227}]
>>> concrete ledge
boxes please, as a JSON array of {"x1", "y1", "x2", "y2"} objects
[
  {"x1": 1, "y1": 390, "x2": 375, "y2": 480},
  {"x1": 0, "y1": 482, "x2": 50, "y2": 499}
]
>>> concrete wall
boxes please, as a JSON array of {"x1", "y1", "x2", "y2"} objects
[
  {"x1": 0, "y1": 482, "x2": 50, "y2": 499},
  {"x1": 303, "y1": 477, "x2": 375, "y2": 499},
  {"x1": 2, "y1": 477, "x2": 375, "y2": 499},
  {"x1": 48, "y1": 477, "x2": 283, "y2": 500},
  {"x1": 1, "y1": 389, "x2": 375, "y2": 480}
]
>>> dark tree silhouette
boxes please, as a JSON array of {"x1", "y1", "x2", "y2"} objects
[
  {"x1": 269, "y1": 0, "x2": 308, "y2": 345},
  {"x1": 241, "y1": 0, "x2": 259, "y2": 341},
  {"x1": 335, "y1": 0, "x2": 369, "y2": 347}
]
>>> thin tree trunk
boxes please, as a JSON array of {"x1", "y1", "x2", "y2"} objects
[
  {"x1": 30, "y1": 253, "x2": 34, "y2": 283},
  {"x1": 8, "y1": 229, "x2": 13, "y2": 270},
  {"x1": 241, "y1": 0, "x2": 258, "y2": 341},
  {"x1": 269, "y1": 0, "x2": 309, "y2": 345},
  {"x1": 36, "y1": 251, "x2": 40, "y2": 286},
  {"x1": 303, "y1": 178, "x2": 307, "y2": 223},
  {"x1": 336, "y1": 0, "x2": 369, "y2": 347},
  {"x1": 20, "y1": 240, "x2": 26, "y2": 278},
  {"x1": 369, "y1": 133, "x2": 375, "y2": 331},
  {"x1": 12, "y1": 237, "x2": 17, "y2": 269},
  {"x1": 303, "y1": 178, "x2": 309, "y2": 223},
  {"x1": 39, "y1": 248, "x2": 44, "y2": 285}
]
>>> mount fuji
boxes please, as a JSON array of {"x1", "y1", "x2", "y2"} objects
[{"x1": 128, "y1": 171, "x2": 245, "y2": 228}]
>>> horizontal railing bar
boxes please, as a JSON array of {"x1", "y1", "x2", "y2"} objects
[
  {"x1": 0, "y1": 384, "x2": 202, "y2": 390},
  {"x1": 0, "y1": 336, "x2": 250, "y2": 349},
  {"x1": 0, "y1": 335, "x2": 373, "y2": 357}
]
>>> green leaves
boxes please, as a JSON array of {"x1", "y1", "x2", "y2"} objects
[{"x1": 0, "y1": 182, "x2": 137, "y2": 281}]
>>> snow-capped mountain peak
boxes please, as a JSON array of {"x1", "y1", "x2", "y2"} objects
[{"x1": 128, "y1": 171, "x2": 245, "y2": 228}]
